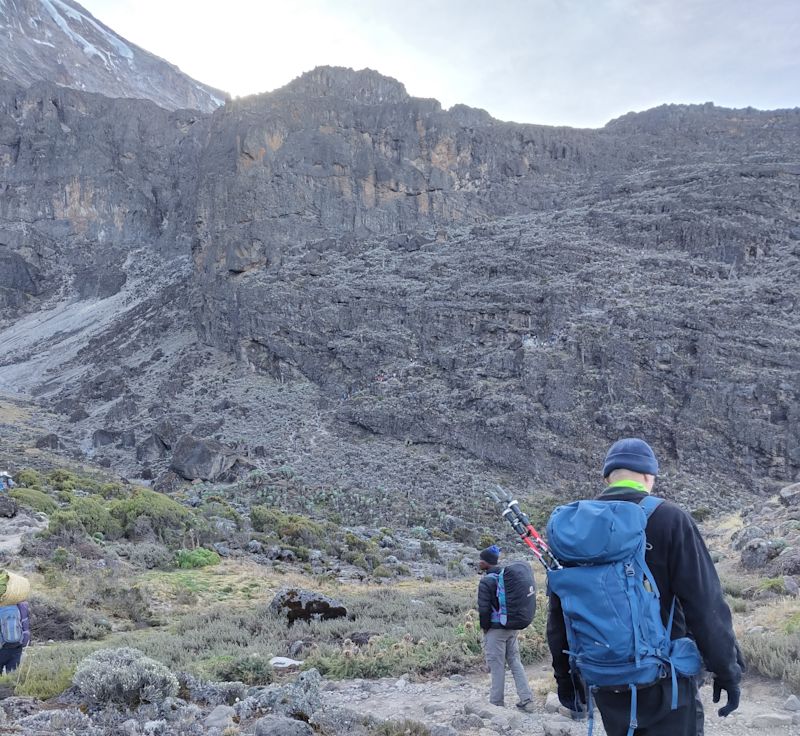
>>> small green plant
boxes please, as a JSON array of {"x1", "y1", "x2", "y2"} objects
[
  {"x1": 478, "y1": 533, "x2": 496, "y2": 550},
  {"x1": 690, "y1": 507, "x2": 712, "y2": 522},
  {"x1": 212, "y1": 654, "x2": 274, "y2": 685},
  {"x1": 758, "y1": 577, "x2": 785, "y2": 593},
  {"x1": 419, "y1": 540, "x2": 441, "y2": 561},
  {"x1": 51, "y1": 547, "x2": 72, "y2": 569},
  {"x1": 176, "y1": 548, "x2": 221, "y2": 569},
  {"x1": 372, "y1": 565, "x2": 393, "y2": 578}
]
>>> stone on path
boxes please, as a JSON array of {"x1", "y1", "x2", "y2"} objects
[{"x1": 749, "y1": 712, "x2": 795, "y2": 728}]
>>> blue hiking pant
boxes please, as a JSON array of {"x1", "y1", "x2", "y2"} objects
[{"x1": 0, "y1": 645, "x2": 23, "y2": 674}]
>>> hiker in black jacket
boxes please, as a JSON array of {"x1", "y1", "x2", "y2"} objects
[
  {"x1": 478, "y1": 545, "x2": 535, "y2": 711},
  {"x1": 547, "y1": 438, "x2": 743, "y2": 736}
]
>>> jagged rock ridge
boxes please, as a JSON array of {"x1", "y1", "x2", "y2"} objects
[{"x1": 0, "y1": 0, "x2": 226, "y2": 111}]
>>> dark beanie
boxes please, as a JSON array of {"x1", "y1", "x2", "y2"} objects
[
  {"x1": 602, "y1": 438, "x2": 659, "y2": 478},
  {"x1": 480, "y1": 545, "x2": 500, "y2": 565}
]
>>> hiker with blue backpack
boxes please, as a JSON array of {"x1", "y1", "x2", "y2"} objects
[
  {"x1": 477, "y1": 544, "x2": 536, "y2": 711},
  {"x1": 0, "y1": 571, "x2": 30, "y2": 674},
  {"x1": 545, "y1": 438, "x2": 742, "y2": 736}
]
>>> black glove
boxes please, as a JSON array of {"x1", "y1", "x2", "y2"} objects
[
  {"x1": 713, "y1": 678, "x2": 740, "y2": 717},
  {"x1": 556, "y1": 676, "x2": 586, "y2": 714}
]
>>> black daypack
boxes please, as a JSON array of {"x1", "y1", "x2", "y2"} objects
[{"x1": 488, "y1": 560, "x2": 536, "y2": 629}]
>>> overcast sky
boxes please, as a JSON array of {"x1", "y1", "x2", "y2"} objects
[{"x1": 79, "y1": 0, "x2": 799, "y2": 128}]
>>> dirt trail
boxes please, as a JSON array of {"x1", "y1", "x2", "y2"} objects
[{"x1": 321, "y1": 662, "x2": 799, "y2": 735}]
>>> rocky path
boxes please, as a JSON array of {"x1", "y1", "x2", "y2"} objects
[{"x1": 321, "y1": 662, "x2": 800, "y2": 735}]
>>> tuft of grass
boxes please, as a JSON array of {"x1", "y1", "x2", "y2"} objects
[
  {"x1": 176, "y1": 548, "x2": 221, "y2": 569},
  {"x1": 740, "y1": 630, "x2": 800, "y2": 692}
]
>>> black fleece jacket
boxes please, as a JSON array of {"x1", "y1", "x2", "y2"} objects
[
  {"x1": 478, "y1": 565, "x2": 503, "y2": 631},
  {"x1": 547, "y1": 489, "x2": 740, "y2": 684}
]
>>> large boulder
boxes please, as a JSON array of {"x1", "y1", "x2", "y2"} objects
[
  {"x1": 136, "y1": 433, "x2": 168, "y2": 464},
  {"x1": 779, "y1": 483, "x2": 800, "y2": 507},
  {"x1": 169, "y1": 434, "x2": 238, "y2": 481},
  {"x1": 0, "y1": 495, "x2": 18, "y2": 518},
  {"x1": 741, "y1": 538, "x2": 771, "y2": 570},
  {"x1": 269, "y1": 588, "x2": 348, "y2": 624},
  {"x1": 254, "y1": 716, "x2": 313, "y2": 736}
]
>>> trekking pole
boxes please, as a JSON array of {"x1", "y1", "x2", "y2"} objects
[{"x1": 487, "y1": 486, "x2": 562, "y2": 571}]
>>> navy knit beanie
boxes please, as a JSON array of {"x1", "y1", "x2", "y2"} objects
[
  {"x1": 480, "y1": 545, "x2": 501, "y2": 565},
  {"x1": 602, "y1": 438, "x2": 659, "y2": 478}
]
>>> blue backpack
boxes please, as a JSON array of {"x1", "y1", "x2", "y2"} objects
[
  {"x1": 546, "y1": 496, "x2": 702, "y2": 736},
  {"x1": 0, "y1": 605, "x2": 22, "y2": 646}
]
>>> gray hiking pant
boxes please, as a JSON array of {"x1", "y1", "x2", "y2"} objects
[{"x1": 484, "y1": 628, "x2": 533, "y2": 705}]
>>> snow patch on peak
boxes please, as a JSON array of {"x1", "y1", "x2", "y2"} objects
[{"x1": 39, "y1": 0, "x2": 135, "y2": 66}]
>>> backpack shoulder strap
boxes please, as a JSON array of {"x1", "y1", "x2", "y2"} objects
[{"x1": 639, "y1": 495, "x2": 664, "y2": 519}]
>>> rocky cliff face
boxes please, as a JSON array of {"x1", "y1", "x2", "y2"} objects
[
  {"x1": 0, "y1": 66, "x2": 798, "y2": 512},
  {"x1": 0, "y1": 0, "x2": 225, "y2": 111}
]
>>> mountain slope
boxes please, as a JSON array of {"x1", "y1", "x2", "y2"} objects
[
  {"x1": 0, "y1": 68, "x2": 798, "y2": 512},
  {"x1": 0, "y1": 0, "x2": 226, "y2": 111}
]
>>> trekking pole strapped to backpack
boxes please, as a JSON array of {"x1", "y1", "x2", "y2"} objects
[{"x1": 487, "y1": 486, "x2": 562, "y2": 571}]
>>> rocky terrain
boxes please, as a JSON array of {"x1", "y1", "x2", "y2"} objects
[
  {"x1": 0, "y1": 66, "x2": 798, "y2": 512},
  {"x1": 0, "y1": 0, "x2": 225, "y2": 111}
]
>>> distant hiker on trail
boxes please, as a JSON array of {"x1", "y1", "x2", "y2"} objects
[
  {"x1": 0, "y1": 571, "x2": 30, "y2": 675},
  {"x1": 0, "y1": 472, "x2": 14, "y2": 491},
  {"x1": 546, "y1": 437, "x2": 742, "y2": 736},
  {"x1": 477, "y1": 544, "x2": 536, "y2": 712}
]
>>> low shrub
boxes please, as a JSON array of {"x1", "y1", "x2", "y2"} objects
[
  {"x1": 73, "y1": 647, "x2": 178, "y2": 707},
  {"x1": 70, "y1": 495, "x2": 122, "y2": 539},
  {"x1": 14, "y1": 468, "x2": 42, "y2": 487},
  {"x1": 212, "y1": 653, "x2": 274, "y2": 685},
  {"x1": 740, "y1": 630, "x2": 800, "y2": 692},
  {"x1": 250, "y1": 506, "x2": 324, "y2": 546},
  {"x1": 758, "y1": 577, "x2": 785, "y2": 593},
  {"x1": 110, "y1": 489, "x2": 195, "y2": 545},
  {"x1": 10, "y1": 487, "x2": 57, "y2": 514},
  {"x1": 176, "y1": 548, "x2": 221, "y2": 569},
  {"x1": 115, "y1": 542, "x2": 175, "y2": 570}
]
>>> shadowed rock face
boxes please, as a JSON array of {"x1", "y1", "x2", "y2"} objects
[{"x1": 0, "y1": 66, "x2": 798, "y2": 506}]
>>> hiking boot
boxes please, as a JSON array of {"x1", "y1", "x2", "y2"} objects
[
  {"x1": 515, "y1": 699, "x2": 535, "y2": 713},
  {"x1": 490, "y1": 700, "x2": 504, "y2": 707}
]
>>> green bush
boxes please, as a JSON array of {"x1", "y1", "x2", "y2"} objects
[
  {"x1": 14, "y1": 468, "x2": 42, "y2": 487},
  {"x1": 419, "y1": 541, "x2": 441, "y2": 562},
  {"x1": 176, "y1": 548, "x2": 221, "y2": 569},
  {"x1": 10, "y1": 486, "x2": 57, "y2": 514},
  {"x1": 110, "y1": 489, "x2": 195, "y2": 543},
  {"x1": 250, "y1": 506, "x2": 324, "y2": 546},
  {"x1": 70, "y1": 495, "x2": 121, "y2": 539},
  {"x1": 48, "y1": 469, "x2": 81, "y2": 492},
  {"x1": 47, "y1": 510, "x2": 86, "y2": 538}
]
